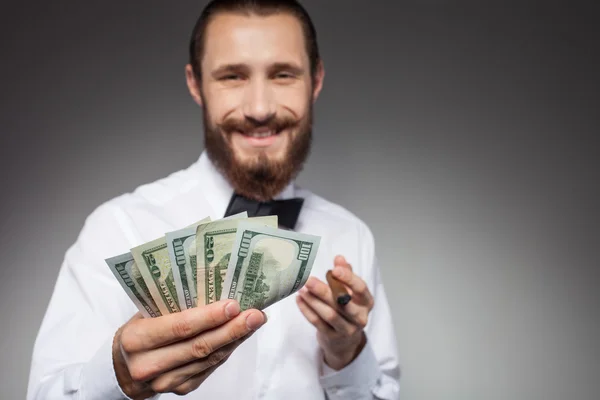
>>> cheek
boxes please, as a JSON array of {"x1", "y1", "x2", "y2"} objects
[
  {"x1": 202, "y1": 88, "x2": 241, "y2": 122},
  {"x1": 274, "y1": 86, "x2": 312, "y2": 117}
]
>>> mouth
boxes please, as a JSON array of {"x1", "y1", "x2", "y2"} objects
[
  {"x1": 236, "y1": 127, "x2": 284, "y2": 147},
  {"x1": 241, "y1": 127, "x2": 282, "y2": 138}
]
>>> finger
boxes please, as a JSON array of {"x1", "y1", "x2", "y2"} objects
[
  {"x1": 299, "y1": 289, "x2": 356, "y2": 335},
  {"x1": 171, "y1": 357, "x2": 228, "y2": 397},
  {"x1": 305, "y1": 277, "x2": 337, "y2": 308},
  {"x1": 332, "y1": 255, "x2": 354, "y2": 298},
  {"x1": 121, "y1": 300, "x2": 241, "y2": 352},
  {"x1": 128, "y1": 312, "x2": 145, "y2": 322},
  {"x1": 127, "y1": 309, "x2": 266, "y2": 381},
  {"x1": 150, "y1": 335, "x2": 249, "y2": 393},
  {"x1": 331, "y1": 266, "x2": 374, "y2": 308},
  {"x1": 334, "y1": 255, "x2": 352, "y2": 271},
  {"x1": 296, "y1": 295, "x2": 335, "y2": 334},
  {"x1": 304, "y1": 277, "x2": 368, "y2": 328}
]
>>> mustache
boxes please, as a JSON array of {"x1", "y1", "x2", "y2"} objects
[{"x1": 218, "y1": 115, "x2": 299, "y2": 135}]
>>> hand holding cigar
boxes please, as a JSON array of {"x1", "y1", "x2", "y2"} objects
[
  {"x1": 296, "y1": 255, "x2": 375, "y2": 370},
  {"x1": 326, "y1": 269, "x2": 352, "y2": 305}
]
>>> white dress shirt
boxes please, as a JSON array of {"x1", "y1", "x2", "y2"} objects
[{"x1": 27, "y1": 152, "x2": 401, "y2": 400}]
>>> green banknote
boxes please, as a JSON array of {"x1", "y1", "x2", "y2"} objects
[
  {"x1": 165, "y1": 216, "x2": 211, "y2": 310},
  {"x1": 221, "y1": 221, "x2": 321, "y2": 311},
  {"x1": 165, "y1": 213, "x2": 248, "y2": 310},
  {"x1": 131, "y1": 237, "x2": 180, "y2": 315},
  {"x1": 105, "y1": 252, "x2": 162, "y2": 318},
  {"x1": 196, "y1": 216, "x2": 277, "y2": 306}
]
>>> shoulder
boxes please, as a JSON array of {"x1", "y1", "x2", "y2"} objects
[
  {"x1": 117, "y1": 166, "x2": 199, "y2": 208},
  {"x1": 94, "y1": 160, "x2": 201, "y2": 213},
  {"x1": 78, "y1": 165, "x2": 197, "y2": 251}
]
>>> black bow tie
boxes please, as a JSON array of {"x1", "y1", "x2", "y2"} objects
[{"x1": 224, "y1": 193, "x2": 304, "y2": 230}]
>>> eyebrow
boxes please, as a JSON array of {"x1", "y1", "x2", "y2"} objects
[
  {"x1": 210, "y1": 62, "x2": 305, "y2": 78},
  {"x1": 267, "y1": 62, "x2": 304, "y2": 76},
  {"x1": 211, "y1": 63, "x2": 249, "y2": 78}
]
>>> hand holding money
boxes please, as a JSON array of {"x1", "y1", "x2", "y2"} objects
[
  {"x1": 296, "y1": 255, "x2": 373, "y2": 370},
  {"x1": 112, "y1": 300, "x2": 266, "y2": 398},
  {"x1": 106, "y1": 212, "x2": 321, "y2": 395}
]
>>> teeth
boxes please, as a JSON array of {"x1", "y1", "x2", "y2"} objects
[{"x1": 247, "y1": 130, "x2": 274, "y2": 138}]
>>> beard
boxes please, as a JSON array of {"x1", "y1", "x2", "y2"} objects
[{"x1": 202, "y1": 101, "x2": 313, "y2": 202}]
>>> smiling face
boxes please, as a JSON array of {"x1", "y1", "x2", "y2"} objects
[{"x1": 186, "y1": 12, "x2": 324, "y2": 201}]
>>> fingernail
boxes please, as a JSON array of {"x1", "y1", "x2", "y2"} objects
[
  {"x1": 261, "y1": 311, "x2": 268, "y2": 322},
  {"x1": 225, "y1": 301, "x2": 240, "y2": 319},
  {"x1": 246, "y1": 312, "x2": 266, "y2": 330}
]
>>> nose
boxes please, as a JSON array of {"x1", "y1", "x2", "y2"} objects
[{"x1": 242, "y1": 77, "x2": 276, "y2": 124}]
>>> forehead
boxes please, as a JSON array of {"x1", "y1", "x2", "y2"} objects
[{"x1": 202, "y1": 13, "x2": 308, "y2": 69}]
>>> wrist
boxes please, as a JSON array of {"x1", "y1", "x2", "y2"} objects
[
  {"x1": 112, "y1": 327, "x2": 154, "y2": 400},
  {"x1": 323, "y1": 332, "x2": 367, "y2": 371}
]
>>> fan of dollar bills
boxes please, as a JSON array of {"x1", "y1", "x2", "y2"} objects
[{"x1": 105, "y1": 212, "x2": 321, "y2": 318}]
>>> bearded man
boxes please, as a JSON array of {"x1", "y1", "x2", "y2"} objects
[{"x1": 28, "y1": 1, "x2": 400, "y2": 399}]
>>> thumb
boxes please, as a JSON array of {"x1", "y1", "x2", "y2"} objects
[{"x1": 334, "y1": 255, "x2": 352, "y2": 271}]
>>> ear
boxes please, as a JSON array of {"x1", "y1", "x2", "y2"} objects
[
  {"x1": 185, "y1": 64, "x2": 203, "y2": 107},
  {"x1": 311, "y1": 59, "x2": 325, "y2": 103}
]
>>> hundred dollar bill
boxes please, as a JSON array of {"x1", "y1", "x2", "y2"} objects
[
  {"x1": 166, "y1": 216, "x2": 211, "y2": 311},
  {"x1": 131, "y1": 237, "x2": 180, "y2": 315},
  {"x1": 221, "y1": 222, "x2": 321, "y2": 311},
  {"x1": 166, "y1": 213, "x2": 248, "y2": 310},
  {"x1": 196, "y1": 216, "x2": 277, "y2": 306},
  {"x1": 105, "y1": 252, "x2": 162, "y2": 318}
]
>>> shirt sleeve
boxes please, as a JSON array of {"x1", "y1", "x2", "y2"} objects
[
  {"x1": 319, "y1": 223, "x2": 401, "y2": 400},
  {"x1": 27, "y1": 203, "x2": 144, "y2": 400}
]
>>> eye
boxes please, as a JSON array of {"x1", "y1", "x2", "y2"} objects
[
  {"x1": 274, "y1": 72, "x2": 295, "y2": 80},
  {"x1": 220, "y1": 74, "x2": 241, "y2": 81}
]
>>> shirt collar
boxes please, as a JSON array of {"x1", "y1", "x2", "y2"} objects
[{"x1": 194, "y1": 151, "x2": 296, "y2": 219}]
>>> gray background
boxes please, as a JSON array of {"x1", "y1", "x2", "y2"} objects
[{"x1": 1, "y1": 1, "x2": 599, "y2": 399}]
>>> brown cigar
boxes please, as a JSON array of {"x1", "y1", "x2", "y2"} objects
[{"x1": 326, "y1": 270, "x2": 352, "y2": 306}]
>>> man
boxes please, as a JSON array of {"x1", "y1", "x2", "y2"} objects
[{"x1": 27, "y1": 0, "x2": 400, "y2": 399}]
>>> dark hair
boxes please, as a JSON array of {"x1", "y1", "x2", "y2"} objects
[{"x1": 189, "y1": 0, "x2": 320, "y2": 81}]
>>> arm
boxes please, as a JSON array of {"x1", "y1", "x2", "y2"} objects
[
  {"x1": 27, "y1": 204, "x2": 267, "y2": 400},
  {"x1": 27, "y1": 204, "x2": 141, "y2": 400},
  {"x1": 319, "y1": 263, "x2": 401, "y2": 400},
  {"x1": 296, "y1": 225, "x2": 401, "y2": 399}
]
